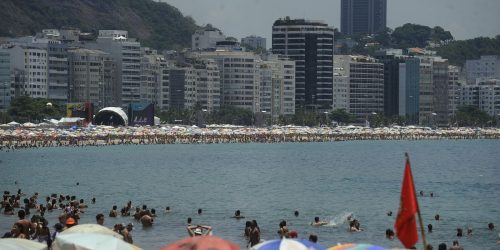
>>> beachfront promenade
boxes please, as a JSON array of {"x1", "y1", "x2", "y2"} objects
[{"x1": 1, "y1": 125, "x2": 499, "y2": 149}]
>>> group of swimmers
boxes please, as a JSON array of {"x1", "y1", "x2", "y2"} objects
[{"x1": 1, "y1": 188, "x2": 499, "y2": 249}]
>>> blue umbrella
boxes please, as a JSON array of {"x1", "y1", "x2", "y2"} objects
[{"x1": 251, "y1": 238, "x2": 326, "y2": 250}]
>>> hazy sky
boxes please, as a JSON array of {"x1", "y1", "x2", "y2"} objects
[{"x1": 162, "y1": 0, "x2": 500, "y2": 45}]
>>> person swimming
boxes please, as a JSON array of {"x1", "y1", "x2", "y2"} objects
[
  {"x1": 385, "y1": 229, "x2": 395, "y2": 240},
  {"x1": 311, "y1": 217, "x2": 328, "y2": 226},
  {"x1": 232, "y1": 210, "x2": 245, "y2": 219}
]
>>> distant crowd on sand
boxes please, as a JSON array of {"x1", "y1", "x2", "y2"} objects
[
  {"x1": 1, "y1": 188, "x2": 499, "y2": 249},
  {"x1": 2, "y1": 127, "x2": 500, "y2": 151}
]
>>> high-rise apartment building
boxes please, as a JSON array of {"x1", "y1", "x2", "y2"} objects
[
  {"x1": 192, "y1": 58, "x2": 221, "y2": 113},
  {"x1": 259, "y1": 54, "x2": 296, "y2": 117},
  {"x1": 460, "y1": 80, "x2": 500, "y2": 117},
  {"x1": 9, "y1": 46, "x2": 49, "y2": 99},
  {"x1": 0, "y1": 49, "x2": 10, "y2": 111},
  {"x1": 191, "y1": 50, "x2": 261, "y2": 112},
  {"x1": 47, "y1": 42, "x2": 70, "y2": 104},
  {"x1": 68, "y1": 48, "x2": 117, "y2": 108},
  {"x1": 91, "y1": 30, "x2": 142, "y2": 108},
  {"x1": 398, "y1": 58, "x2": 420, "y2": 123},
  {"x1": 334, "y1": 55, "x2": 384, "y2": 122},
  {"x1": 447, "y1": 65, "x2": 463, "y2": 117},
  {"x1": 272, "y1": 18, "x2": 334, "y2": 112},
  {"x1": 341, "y1": 0, "x2": 387, "y2": 35}
]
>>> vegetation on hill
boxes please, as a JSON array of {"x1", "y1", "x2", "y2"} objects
[
  {"x1": 0, "y1": 0, "x2": 199, "y2": 50},
  {"x1": 338, "y1": 23, "x2": 500, "y2": 66},
  {"x1": 436, "y1": 36, "x2": 500, "y2": 66}
]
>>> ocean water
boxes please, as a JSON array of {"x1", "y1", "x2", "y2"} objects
[{"x1": 0, "y1": 140, "x2": 499, "y2": 249}]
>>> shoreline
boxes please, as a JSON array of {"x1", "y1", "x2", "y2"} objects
[{"x1": 1, "y1": 126, "x2": 499, "y2": 150}]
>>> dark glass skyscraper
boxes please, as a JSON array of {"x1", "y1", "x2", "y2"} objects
[
  {"x1": 341, "y1": 0, "x2": 387, "y2": 35},
  {"x1": 272, "y1": 18, "x2": 334, "y2": 111}
]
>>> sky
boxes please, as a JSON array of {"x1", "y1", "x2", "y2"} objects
[{"x1": 162, "y1": 0, "x2": 500, "y2": 46}]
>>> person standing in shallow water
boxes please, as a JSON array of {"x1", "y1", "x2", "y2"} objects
[{"x1": 248, "y1": 220, "x2": 260, "y2": 247}]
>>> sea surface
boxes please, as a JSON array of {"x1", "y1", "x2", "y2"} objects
[{"x1": 0, "y1": 140, "x2": 499, "y2": 249}]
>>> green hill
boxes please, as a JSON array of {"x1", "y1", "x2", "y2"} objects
[{"x1": 0, "y1": 0, "x2": 199, "y2": 50}]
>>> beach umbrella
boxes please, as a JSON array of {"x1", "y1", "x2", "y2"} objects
[
  {"x1": 52, "y1": 232, "x2": 141, "y2": 250},
  {"x1": 60, "y1": 224, "x2": 123, "y2": 239},
  {"x1": 327, "y1": 243, "x2": 388, "y2": 250},
  {"x1": 160, "y1": 235, "x2": 240, "y2": 250},
  {"x1": 251, "y1": 238, "x2": 326, "y2": 250},
  {"x1": 0, "y1": 238, "x2": 48, "y2": 250}
]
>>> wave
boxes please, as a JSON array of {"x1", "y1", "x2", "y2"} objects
[{"x1": 323, "y1": 211, "x2": 353, "y2": 227}]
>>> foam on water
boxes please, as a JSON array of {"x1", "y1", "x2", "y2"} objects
[{"x1": 323, "y1": 211, "x2": 353, "y2": 227}]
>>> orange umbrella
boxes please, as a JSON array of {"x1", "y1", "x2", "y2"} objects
[{"x1": 160, "y1": 236, "x2": 240, "y2": 250}]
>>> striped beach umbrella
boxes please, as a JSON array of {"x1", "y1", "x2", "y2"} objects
[{"x1": 251, "y1": 238, "x2": 326, "y2": 250}]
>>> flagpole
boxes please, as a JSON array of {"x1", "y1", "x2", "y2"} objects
[{"x1": 405, "y1": 152, "x2": 428, "y2": 250}]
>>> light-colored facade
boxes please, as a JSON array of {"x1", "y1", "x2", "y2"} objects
[
  {"x1": 191, "y1": 50, "x2": 261, "y2": 112},
  {"x1": 0, "y1": 49, "x2": 10, "y2": 111},
  {"x1": 193, "y1": 58, "x2": 221, "y2": 113},
  {"x1": 334, "y1": 55, "x2": 384, "y2": 121},
  {"x1": 272, "y1": 18, "x2": 334, "y2": 112},
  {"x1": 259, "y1": 55, "x2": 296, "y2": 117},
  {"x1": 333, "y1": 56, "x2": 350, "y2": 111},
  {"x1": 157, "y1": 62, "x2": 170, "y2": 111},
  {"x1": 448, "y1": 65, "x2": 463, "y2": 117},
  {"x1": 241, "y1": 36, "x2": 267, "y2": 50},
  {"x1": 47, "y1": 42, "x2": 70, "y2": 104},
  {"x1": 192, "y1": 27, "x2": 226, "y2": 50},
  {"x1": 460, "y1": 80, "x2": 500, "y2": 117},
  {"x1": 465, "y1": 55, "x2": 500, "y2": 84},
  {"x1": 9, "y1": 46, "x2": 48, "y2": 99},
  {"x1": 92, "y1": 30, "x2": 142, "y2": 108}
]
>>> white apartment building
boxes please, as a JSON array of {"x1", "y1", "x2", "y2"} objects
[
  {"x1": 193, "y1": 58, "x2": 221, "y2": 113},
  {"x1": 448, "y1": 65, "x2": 464, "y2": 117},
  {"x1": 92, "y1": 30, "x2": 142, "y2": 107},
  {"x1": 334, "y1": 55, "x2": 384, "y2": 122},
  {"x1": 191, "y1": 50, "x2": 261, "y2": 112},
  {"x1": 465, "y1": 55, "x2": 500, "y2": 84},
  {"x1": 9, "y1": 46, "x2": 48, "y2": 98},
  {"x1": 460, "y1": 80, "x2": 500, "y2": 117},
  {"x1": 259, "y1": 55, "x2": 296, "y2": 117},
  {"x1": 333, "y1": 56, "x2": 350, "y2": 111},
  {"x1": 0, "y1": 49, "x2": 10, "y2": 111},
  {"x1": 192, "y1": 26, "x2": 226, "y2": 50}
]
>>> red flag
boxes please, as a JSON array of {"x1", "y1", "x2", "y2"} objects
[{"x1": 394, "y1": 157, "x2": 419, "y2": 248}]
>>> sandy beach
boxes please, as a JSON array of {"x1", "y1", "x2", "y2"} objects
[{"x1": 1, "y1": 125, "x2": 499, "y2": 150}]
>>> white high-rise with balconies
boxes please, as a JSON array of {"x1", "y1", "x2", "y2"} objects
[
  {"x1": 90, "y1": 30, "x2": 142, "y2": 107},
  {"x1": 190, "y1": 50, "x2": 260, "y2": 112},
  {"x1": 333, "y1": 55, "x2": 384, "y2": 122}
]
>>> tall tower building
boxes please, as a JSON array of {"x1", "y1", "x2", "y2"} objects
[
  {"x1": 341, "y1": 0, "x2": 387, "y2": 35},
  {"x1": 272, "y1": 18, "x2": 334, "y2": 112}
]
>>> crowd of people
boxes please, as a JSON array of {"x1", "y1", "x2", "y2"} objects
[
  {"x1": 1, "y1": 188, "x2": 499, "y2": 249},
  {"x1": 1, "y1": 125, "x2": 499, "y2": 151}
]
